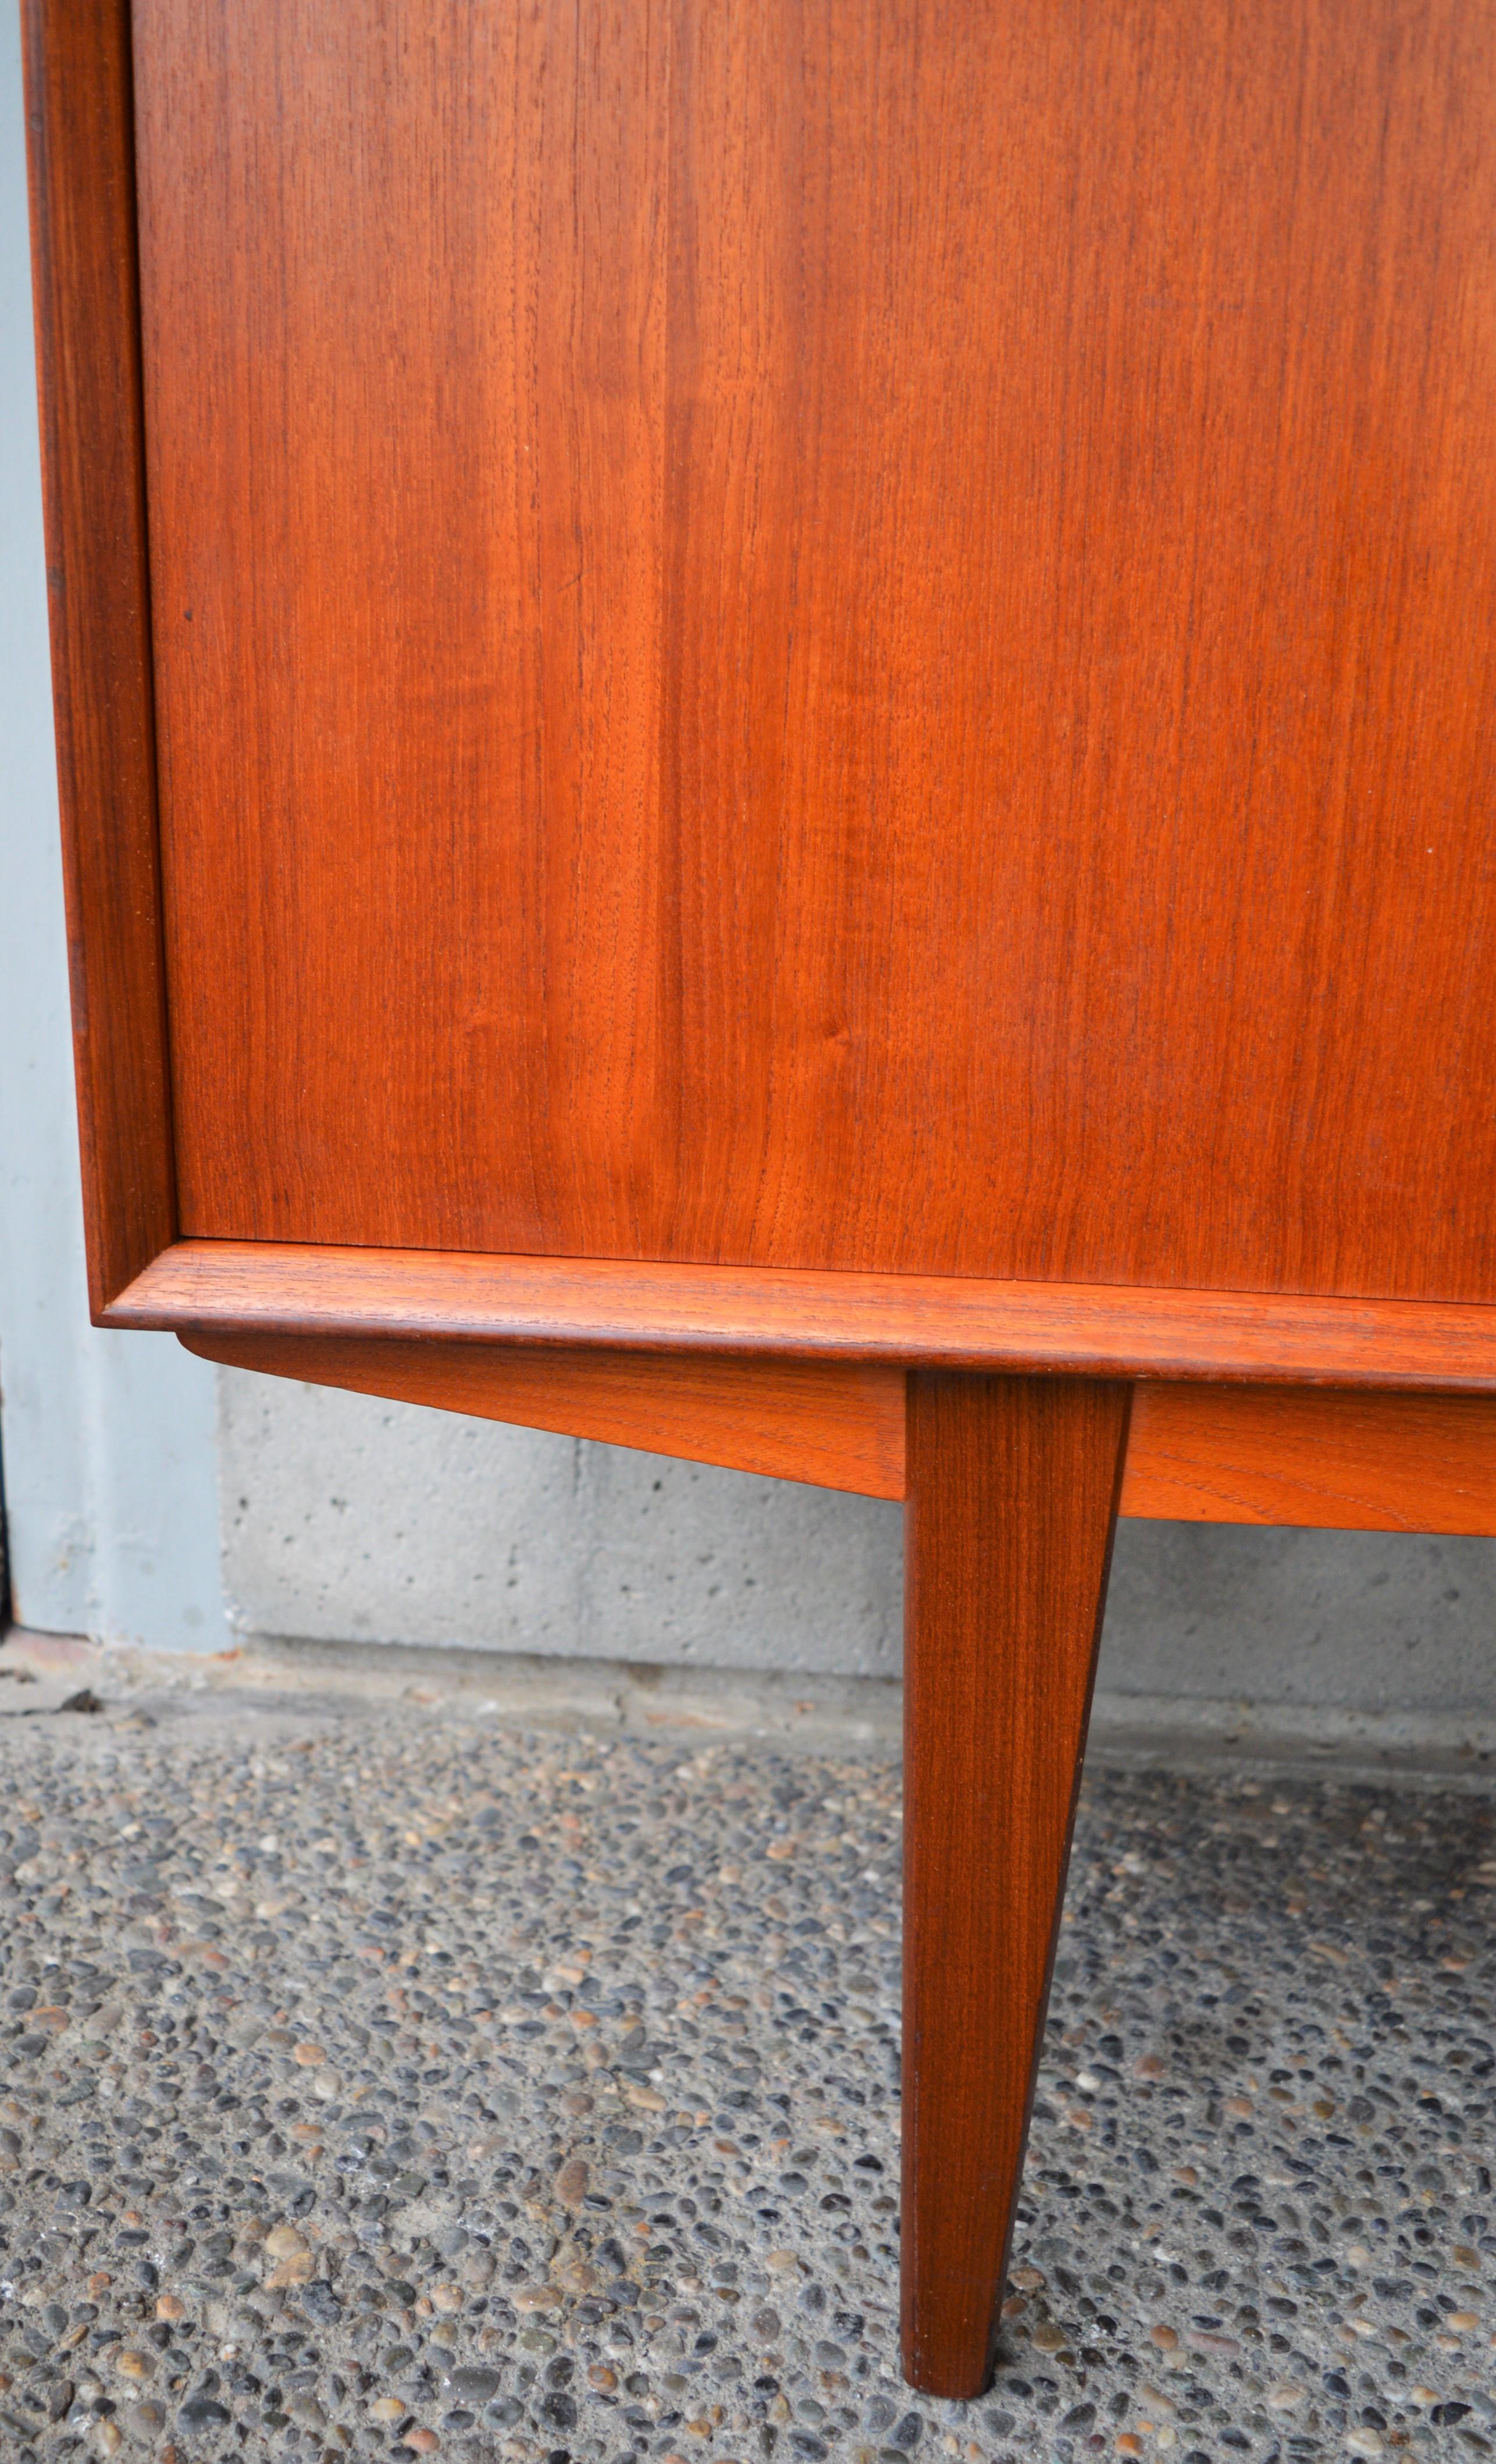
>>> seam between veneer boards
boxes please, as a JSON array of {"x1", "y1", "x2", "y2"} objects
[{"x1": 102, "y1": 1240, "x2": 1496, "y2": 1389}]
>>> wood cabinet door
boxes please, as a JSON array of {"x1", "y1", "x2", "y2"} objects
[
  {"x1": 122, "y1": 0, "x2": 1496, "y2": 1301},
  {"x1": 28, "y1": 0, "x2": 1496, "y2": 1391}
]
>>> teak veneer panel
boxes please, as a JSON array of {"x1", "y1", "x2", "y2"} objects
[
  {"x1": 132, "y1": 0, "x2": 1496, "y2": 1303},
  {"x1": 22, "y1": 0, "x2": 175, "y2": 1312},
  {"x1": 109, "y1": 1242, "x2": 1496, "y2": 1392},
  {"x1": 180, "y1": 1332, "x2": 907, "y2": 1502}
]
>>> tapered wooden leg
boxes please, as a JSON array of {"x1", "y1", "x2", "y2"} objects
[{"x1": 901, "y1": 1373, "x2": 1132, "y2": 2397}]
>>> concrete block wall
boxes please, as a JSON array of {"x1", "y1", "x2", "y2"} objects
[
  {"x1": 218, "y1": 1369, "x2": 1496, "y2": 1733},
  {"x1": 218, "y1": 1371, "x2": 902, "y2": 1676}
]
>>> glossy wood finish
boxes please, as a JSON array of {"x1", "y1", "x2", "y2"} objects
[
  {"x1": 180, "y1": 1332, "x2": 907, "y2": 1501},
  {"x1": 131, "y1": 0, "x2": 1496, "y2": 1303},
  {"x1": 22, "y1": 0, "x2": 174, "y2": 1313},
  {"x1": 1123, "y1": 1384, "x2": 1496, "y2": 1535},
  {"x1": 903, "y1": 1376, "x2": 1131, "y2": 2395},
  {"x1": 109, "y1": 1242, "x2": 1496, "y2": 1391}
]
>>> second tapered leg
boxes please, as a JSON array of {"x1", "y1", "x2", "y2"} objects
[{"x1": 900, "y1": 1372, "x2": 1131, "y2": 2397}]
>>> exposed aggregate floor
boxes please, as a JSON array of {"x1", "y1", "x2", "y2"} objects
[{"x1": 0, "y1": 1669, "x2": 1493, "y2": 2464}]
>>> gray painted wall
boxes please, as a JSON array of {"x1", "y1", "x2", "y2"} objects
[
  {"x1": 3, "y1": 38, "x2": 1493, "y2": 1717},
  {"x1": 0, "y1": 22, "x2": 225, "y2": 1652}
]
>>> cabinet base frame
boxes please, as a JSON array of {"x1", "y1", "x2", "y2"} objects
[{"x1": 183, "y1": 1327, "x2": 1496, "y2": 1535}]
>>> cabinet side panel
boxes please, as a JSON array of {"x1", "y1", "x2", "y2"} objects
[
  {"x1": 23, "y1": 0, "x2": 174, "y2": 1310},
  {"x1": 136, "y1": 1, "x2": 1496, "y2": 1302}
]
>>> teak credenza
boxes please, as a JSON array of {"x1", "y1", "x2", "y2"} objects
[{"x1": 26, "y1": 0, "x2": 1496, "y2": 2398}]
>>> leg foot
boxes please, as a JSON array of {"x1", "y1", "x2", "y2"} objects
[{"x1": 901, "y1": 1372, "x2": 1131, "y2": 2395}]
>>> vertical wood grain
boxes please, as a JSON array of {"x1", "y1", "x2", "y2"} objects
[
  {"x1": 130, "y1": 0, "x2": 1496, "y2": 1303},
  {"x1": 23, "y1": 0, "x2": 175, "y2": 1312},
  {"x1": 133, "y1": 1, "x2": 539, "y2": 1250},
  {"x1": 535, "y1": 0, "x2": 671, "y2": 1256},
  {"x1": 902, "y1": 1374, "x2": 1131, "y2": 2396}
]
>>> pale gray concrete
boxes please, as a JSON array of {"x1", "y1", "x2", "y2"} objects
[
  {"x1": 1104, "y1": 1520, "x2": 1496, "y2": 1715},
  {"x1": 217, "y1": 1373, "x2": 902, "y2": 1677},
  {"x1": 218, "y1": 1370, "x2": 1496, "y2": 1722},
  {"x1": 0, "y1": 24, "x2": 226, "y2": 1653}
]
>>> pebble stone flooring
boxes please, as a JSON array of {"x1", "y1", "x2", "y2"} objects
[{"x1": 0, "y1": 1688, "x2": 1493, "y2": 2464}]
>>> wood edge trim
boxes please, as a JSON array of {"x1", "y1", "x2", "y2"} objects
[
  {"x1": 22, "y1": 0, "x2": 178, "y2": 1313},
  {"x1": 108, "y1": 1240, "x2": 1496, "y2": 1388}
]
